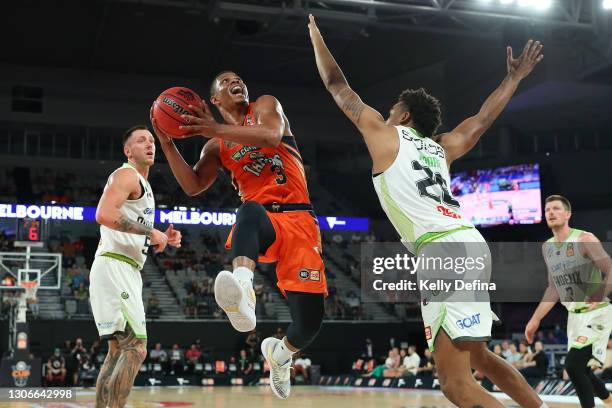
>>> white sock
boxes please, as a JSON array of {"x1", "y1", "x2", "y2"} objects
[
  {"x1": 272, "y1": 337, "x2": 294, "y2": 366},
  {"x1": 233, "y1": 266, "x2": 253, "y2": 285}
]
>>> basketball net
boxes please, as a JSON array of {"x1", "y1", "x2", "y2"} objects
[
  {"x1": 16, "y1": 281, "x2": 38, "y2": 323},
  {"x1": 21, "y1": 281, "x2": 39, "y2": 301}
]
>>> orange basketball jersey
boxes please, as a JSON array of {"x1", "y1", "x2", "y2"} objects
[{"x1": 218, "y1": 103, "x2": 311, "y2": 205}]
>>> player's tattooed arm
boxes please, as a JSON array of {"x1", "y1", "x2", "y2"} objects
[
  {"x1": 337, "y1": 88, "x2": 366, "y2": 123},
  {"x1": 96, "y1": 168, "x2": 149, "y2": 235},
  {"x1": 308, "y1": 14, "x2": 397, "y2": 173},
  {"x1": 114, "y1": 214, "x2": 152, "y2": 236},
  {"x1": 95, "y1": 168, "x2": 169, "y2": 251}
]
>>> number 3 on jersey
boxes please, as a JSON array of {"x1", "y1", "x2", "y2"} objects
[{"x1": 412, "y1": 161, "x2": 459, "y2": 207}]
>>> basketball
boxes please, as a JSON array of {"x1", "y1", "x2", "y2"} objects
[{"x1": 152, "y1": 87, "x2": 203, "y2": 139}]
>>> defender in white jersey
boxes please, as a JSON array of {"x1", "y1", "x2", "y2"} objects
[
  {"x1": 526, "y1": 195, "x2": 612, "y2": 408},
  {"x1": 91, "y1": 125, "x2": 181, "y2": 408},
  {"x1": 310, "y1": 16, "x2": 547, "y2": 408}
]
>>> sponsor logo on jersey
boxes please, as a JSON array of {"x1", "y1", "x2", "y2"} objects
[
  {"x1": 97, "y1": 321, "x2": 116, "y2": 330},
  {"x1": 566, "y1": 243, "x2": 575, "y2": 257},
  {"x1": 298, "y1": 269, "x2": 320, "y2": 282},
  {"x1": 456, "y1": 313, "x2": 481, "y2": 330},
  {"x1": 121, "y1": 291, "x2": 129, "y2": 300},
  {"x1": 424, "y1": 326, "x2": 432, "y2": 340},
  {"x1": 577, "y1": 336, "x2": 588, "y2": 344},
  {"x1": 231, "y1": 145, "x2": 260, "y2": 161},
  {"x1": 144, "y1": 208, "x2": 154, "y2": 215}
]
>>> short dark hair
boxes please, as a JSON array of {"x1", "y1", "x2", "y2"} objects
[
  {"x1": 210, "y1": 70, "x2": 236, "y2": 97},
  {"x1": 545, "y1": 195, "x2": 571, "y2": 212},
  {"x1": 398, "y1": 88, "x2": 442, "y2": 138},
  {"x1": 122, "y1": 125, "x2": 149, "y2": 145}
]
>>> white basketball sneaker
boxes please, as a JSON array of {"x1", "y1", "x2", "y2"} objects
[
  {"x1": 261, "y1": 337, "x2": 292, "y2": 399},
  {"x1": 214, "y1": 270, "x2": 256, "y2": 332}
]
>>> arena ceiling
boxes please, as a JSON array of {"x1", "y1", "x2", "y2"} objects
[{"x1": 5, "y1": 0, "x2": 610, "y2": 88}]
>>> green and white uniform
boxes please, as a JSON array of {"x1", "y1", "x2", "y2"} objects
[
  {"x1": 543, "y1": 228, "x2": 611, "y2": 365},
  {"x1": 372, "y1": 126, "x2": 495, "y2": 351},
  {"x1": 90, "y1": 163, "x2": 154, "y2": 340}
]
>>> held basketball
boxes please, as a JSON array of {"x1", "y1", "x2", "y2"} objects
[{"x1": 152, "y1": 87, "x2": 203, "y2": 139}]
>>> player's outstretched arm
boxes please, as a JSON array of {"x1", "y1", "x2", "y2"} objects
[
  {"x1": 95, "y1": 168, "x2": 168, "y2": 252},
  {"x1": 151, "y1": 107, "x2": 220, "y2": 197},
  {"x1": 579, "y1": 232, "x2": 612, "y2": 302},
  {"x1": 179, "y1": 95, "x2": 284, "y2": 148},
  {"x1": 439, "y1": 40, "x2": 543, "y2": 165},
  {"x1": 308, "y1": 14, "x2": 397, "y2": 172}
]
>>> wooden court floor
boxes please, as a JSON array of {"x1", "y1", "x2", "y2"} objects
[{"x1": 1, "y1": 386, "x2": 587, "y2": 408}]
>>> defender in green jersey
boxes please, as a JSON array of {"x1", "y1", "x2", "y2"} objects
[{"x1": 526, "y1": 195, "x2": 612, "y2": 408}]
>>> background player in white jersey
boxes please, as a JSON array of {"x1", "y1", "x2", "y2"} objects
[
  {"x1": 91, "y1": 125, "x2": 181, "y2": 408},
  {"x1": 526, "y1": 195, "x2": 612, "y2": 408},
  {"x1": 309, "y1": 15, "x2": 547, "y2": 408}
]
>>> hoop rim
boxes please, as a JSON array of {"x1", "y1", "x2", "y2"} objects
[{"x1": 20, "y1": 281, "x2": 39, "y2": 288}]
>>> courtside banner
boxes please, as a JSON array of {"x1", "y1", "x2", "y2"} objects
[
  {"x1": 0, "y1": 203, "x2": 369, "y2": 231},
  {"x1": 361, "y1": 241, "x2": 612, "y2": 302}
]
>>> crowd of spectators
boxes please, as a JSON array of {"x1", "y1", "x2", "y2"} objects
[
  {"x1": 354, "y1": 338, "x2": 435, "y2": 380},
  {"x1": 353, "y1": 333, "x2": 612, "y2": 389},
  {"x1": 50, "y1": 236, "x2": 92, "y2": 316},
  {"x1": 42, "y1": 325, "x2": 317, "y2": 386},
  {"x1": 319, "y1": 231, "x2": 378, "y2": 320},
  {"x1": 0, "y1": 165, "x2": 240, "y2": 210},
  {"x1": 44, "y1": 338, "x2": 104, "y2": 386}
]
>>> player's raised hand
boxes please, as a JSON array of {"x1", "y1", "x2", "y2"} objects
[
  {"x1": 150, "y1": 228, "x2": 168, "y2": 253},
  {"x1": 308, "y1": 14, "x2": 321, "y2": 39},
  {"x1": 179, "y1": 101, "x2": 219, "y2": 137},
  {"x1": 507, "y1": 39, "x2": 543, "y2": 80},
  {"x1": 150, "y1": 103, "x2": 173, "y2": 145},
  {"x1": 165, "y1": 223, "x2": 182, "y2": 248}
]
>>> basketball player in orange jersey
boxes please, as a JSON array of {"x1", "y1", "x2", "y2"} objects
[{"x1": 150, "y1": 72, "x2": 326, "y2": 399}]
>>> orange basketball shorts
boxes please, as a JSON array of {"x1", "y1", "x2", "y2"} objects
[{"x1": 225, "y1": 211, "x2": 327, "y2": 297}]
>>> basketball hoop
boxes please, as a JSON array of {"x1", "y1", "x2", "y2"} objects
[{"x1": 20, "y1": 281, "x2": 39, "y2": 301}]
